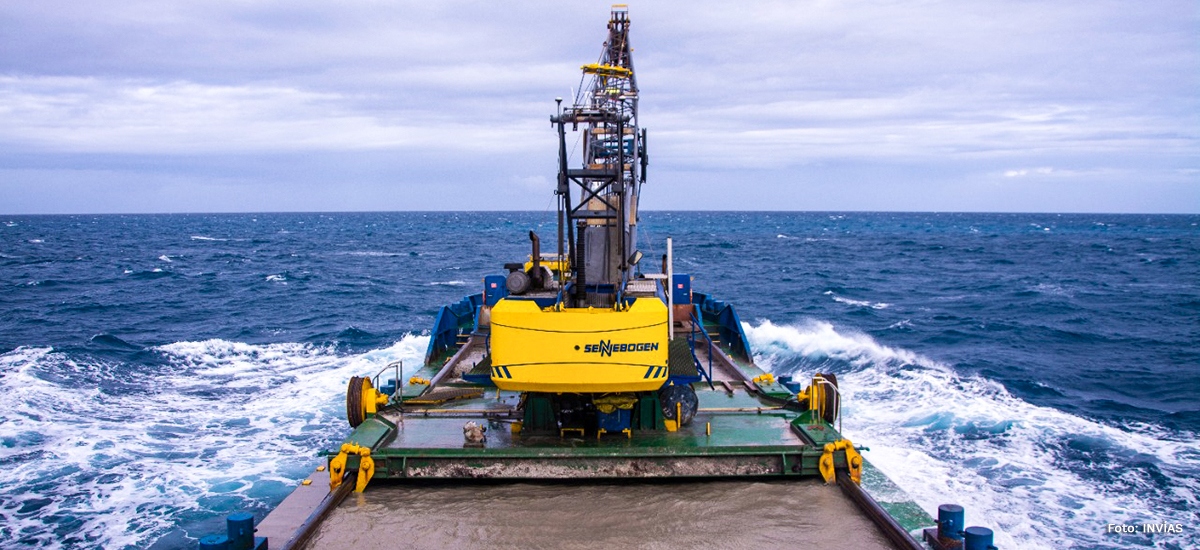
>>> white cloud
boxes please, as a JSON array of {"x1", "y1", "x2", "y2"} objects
[
  {"x1": 1004, "y1": 167, "x2": 1055, "y2": 178},
  {"x1": 0, "y1": 0, "x2": 1196, "y2": 212},
  {"x1": 0, "y1": 76, "x2": 547, "y2": 154},
  {"x1": 510, "y1": 175, "x2": 551, "y2": 192}
]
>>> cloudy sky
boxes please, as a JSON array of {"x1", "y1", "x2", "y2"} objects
[{"x1": 1, "y1": 0, "x2": 1196, "y2": 214}]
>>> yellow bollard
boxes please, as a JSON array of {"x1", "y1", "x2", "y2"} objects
[
  {"x1": 328, "y1": 445, "x2": 350, "y2": 490},
  {"x1": 355, "y1": 448, "x2": 375, "y2": 493},
  {"x1": 819, "y1": 443, "x2": 836, "y2": 484}
]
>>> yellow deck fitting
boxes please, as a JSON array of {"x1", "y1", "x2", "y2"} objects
[
  {"x1": 844, "y1": 439, "x2": 863, "y2": 484},
  {"x1": 706, "y1": 422, "x2": 711, "y2": 436},
  {"x1": 354, "y1": 447, "x2": 375, "y2": 493},
  {"x1": 328, "y1": 445, "x2": 350, "y2": 489},
  {"x1": 560, "y1": 428, "x2": 585, "y2": 438},
  {"x1": 316, "y1": 465, "x2": 325, "y2": 472},
  {"x1": 596, "y1": 428, "x2": 633, "y2": 439},
  {"x1": 362, "y1": 380, "x2": 388, "y2": 415},
  {"x1": 664, "y1": 419, "x2": 678, "y2": 432},
  {"x1": 511, "y1": 421, "x2": 522, "y2": 434},
  {"x1": 818, "y1": 440, "x2": 863, "y2": 484},
  {"x1": 302, "y1": 480, "x2": 312, "y2": 486},
  {"x1": 752, "y1": 373, "x2": 776, "y2": 386},
  {"x1": 819, "y1": 443, "x2": 836, "y2": 484}
]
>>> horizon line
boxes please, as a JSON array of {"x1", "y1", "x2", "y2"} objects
[{"x1": 4, "y1": 209, "x2": 1198, "y2": 217}]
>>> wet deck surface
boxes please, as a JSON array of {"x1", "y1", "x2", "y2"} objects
[{"x1": 303, "y1": 479, "x2": 897, "y2": 550}]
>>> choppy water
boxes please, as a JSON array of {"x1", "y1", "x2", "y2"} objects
[{"x1": 1, "y1": 211, "x2": 1197, "y2": 549}]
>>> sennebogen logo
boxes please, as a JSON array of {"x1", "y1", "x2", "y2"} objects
[{"x1": 583, "y1": 340, "x2": 659, "y2": 357}]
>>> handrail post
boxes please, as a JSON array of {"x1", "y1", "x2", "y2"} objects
[
  {"x1": 666, "y1": 237, "x2": 673, "y2": 341},
  {"x1": 688, "y1": 309, "x2": 715, "y2": 386},
  {"x1": 706, "y1": 337, "x2": 713, "y2": 387}
]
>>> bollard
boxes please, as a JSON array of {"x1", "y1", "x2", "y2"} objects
[
  {"x1": 226, "y1": 512, "x2": 255, "y2": 550},
  {"x1": 964, "y1": 526, "x2": 997, "y2": 550},
  {"x1": 199, "y1": 534, "x2": 229, "y2": 550},
  {"x1": 938, "y1": 504, "x2": 965, "y2": 541},
  {"x1": 923, "y1": 503, "x2": 966, "y2": 549}
]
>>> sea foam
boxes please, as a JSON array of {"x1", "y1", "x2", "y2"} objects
[
  {"x1": 744, "y1": 319, "x2": 1200, "y2": 550},
  {"x1": 0, "y1": 336, "x2": 429, "y2": 549}
]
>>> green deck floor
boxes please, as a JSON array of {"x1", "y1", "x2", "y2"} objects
[{"x1": 382, "y1": 386, "x2": 802, "y2": 450}]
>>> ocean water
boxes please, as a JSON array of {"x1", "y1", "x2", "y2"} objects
[{"x1": 1, "y1": 211, "x2": 1197, "y2": 549}]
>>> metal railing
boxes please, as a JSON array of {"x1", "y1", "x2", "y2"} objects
[
  {"x1": 372, "y1": 360, "x2": 402, "y2": 399},
  {"x1": 687, "y1": 309, "x2": 715, "y2": 388},
  {"x1": 810, "y1": 374, "x2": 842, "y2": 435}
]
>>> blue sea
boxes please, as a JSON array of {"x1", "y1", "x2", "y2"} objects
[{"x1": 1, "y1": 211, "x2": 1197, "y2": 549}]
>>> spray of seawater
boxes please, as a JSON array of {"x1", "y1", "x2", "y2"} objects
[
  {"x1": 0, "y1": 335, "x2": 429, "y2": 549},
  {"x1": 745, "y1": 319, "x2": 1199, "y2": 550}
]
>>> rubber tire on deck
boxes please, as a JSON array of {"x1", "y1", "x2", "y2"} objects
[
  {"x1": 346, "y1": 376, "x2": 365, "y2": 428},
  {"x1": 820, "y1": 373, "x2": 838, "y2": 425},
  {"x1": 659, "y1": 384, "x2": 699, "y2": 426}
]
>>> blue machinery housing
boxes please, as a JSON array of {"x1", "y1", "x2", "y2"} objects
[{"x1": 424, "y1": 293, "x2": 483, "y2": 365}]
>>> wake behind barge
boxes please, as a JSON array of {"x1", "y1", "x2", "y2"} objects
[{"x1": 199, "y1": 7, "x2": 1002, "y2": 550}]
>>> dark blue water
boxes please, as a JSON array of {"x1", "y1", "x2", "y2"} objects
[{"x1": 2, "y1": 212, "x2": 1197, "y2": 549}]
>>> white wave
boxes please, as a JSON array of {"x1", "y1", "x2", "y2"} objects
[
  {"x1": 428, "y1": 280, "x2": 466, "y2": 286},
  {"x1": 746, "y1": 319, "x2": 939, "y2": 372},
  {"x1": 342, "y1": 251, "x2": 405, "y2": 257},
  {"x1": 1030, "y1": 283, "x2": 1074, "y2": 297},
  {"x1": 744, "y1": 320, "x2": 1200, "y2": 550},
  {"x1": 824, "y1": 290, "x2": 890, "y2": 309},
  {"x1": 885, "y1": 319, "x2": 913, "y2": 330},
  {"x1": 158, "y1": 255, "x2": 173, "y2": 263},
  {"x1": 0, "y1": 336, "x2": 429, "y2": 549},
  {"x1": 265, "y1": 274, "x2": 286, "y2": 283},
  {"x1": 189, "y1": 235, "x2": 226, "y2": 241}
]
